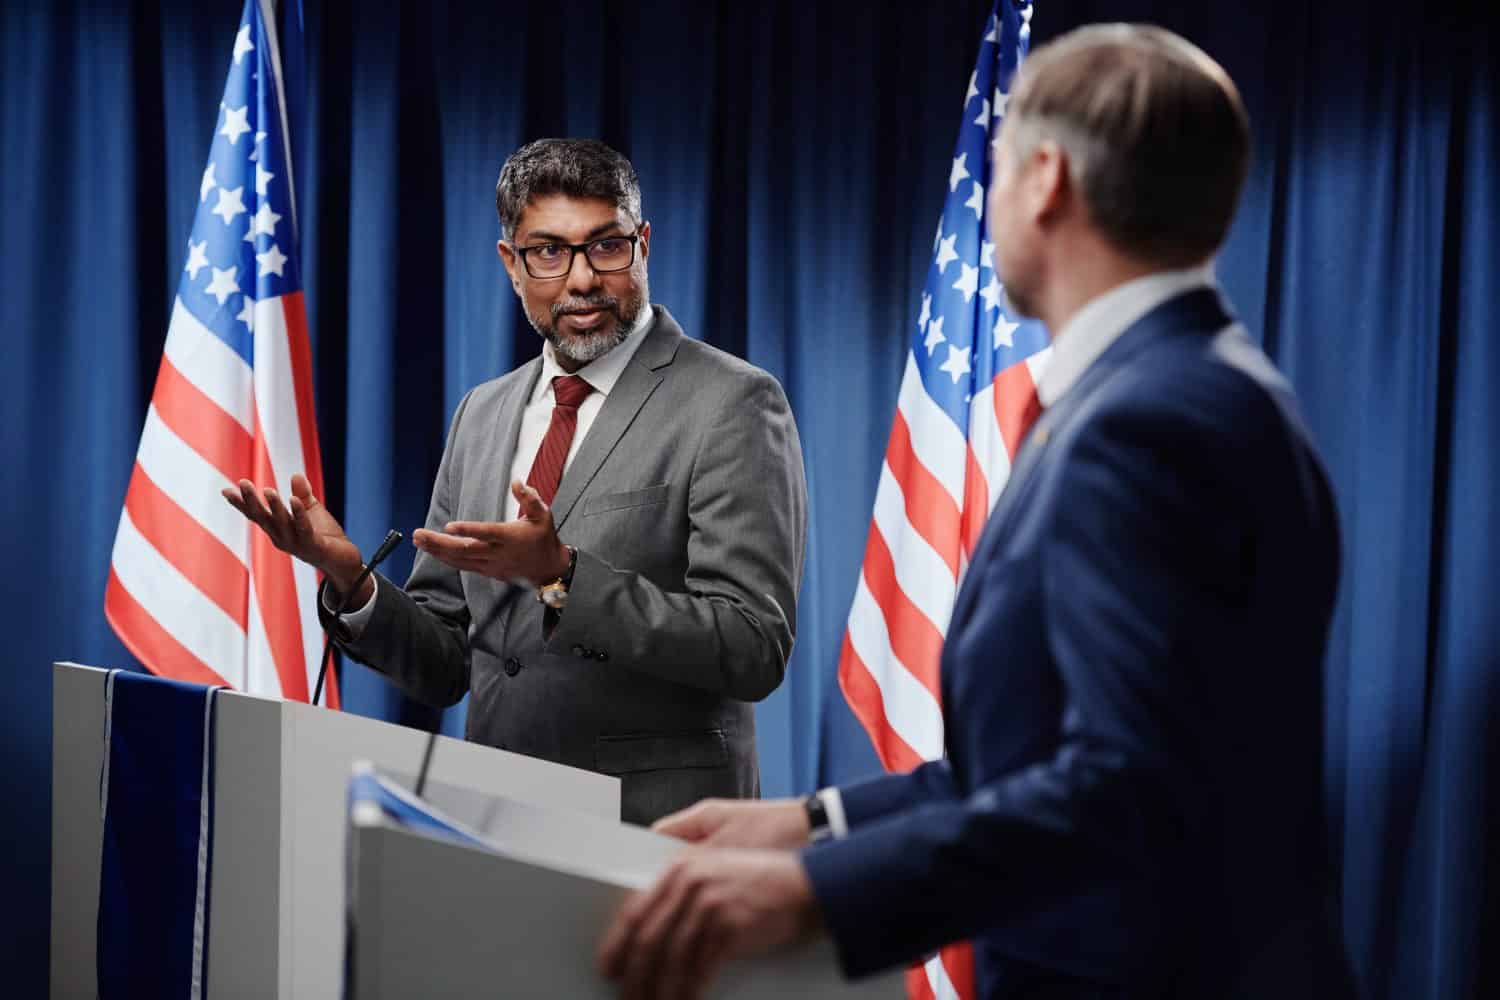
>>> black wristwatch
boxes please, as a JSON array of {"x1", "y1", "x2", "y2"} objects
[{"x1": 804, "y1": 792, "x2": 833, "y2": 843}]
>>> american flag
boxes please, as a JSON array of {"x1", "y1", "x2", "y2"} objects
[
  {"x1": 837, "y1": 3, "x2": 1044, "y2": 998},
  {"x1": 106, "y1": 0, "x2": 331, "y2": 705}
]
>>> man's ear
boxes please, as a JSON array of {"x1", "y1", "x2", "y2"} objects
[
  {"x1": 497, "y1": 239, "x2": 523, "y2": 293},
  {"x1": 636, "y1": 220, "x2": 651, "y2": 263},
  {"x1": 1028, "y1": 141, "x2": 1073, "y2": 228}
]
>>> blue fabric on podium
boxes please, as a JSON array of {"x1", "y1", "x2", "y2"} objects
[
  {"x1": 347, "y1": 769, "x2": 487, "y2": 850},
  {"x1": 98, "y1": 671, "x2": 221, "y2": 999},
  {"x1": 343, "y1": 770, "x2": 493, "y2": 999}
]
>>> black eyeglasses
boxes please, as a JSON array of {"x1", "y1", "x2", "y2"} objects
[{"x1": 513, "y1": 231, "x2": 642, "y2": 279}]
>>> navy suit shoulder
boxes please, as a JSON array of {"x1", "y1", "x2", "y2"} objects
[{"x1": 1047, "y1": 321, "x2": 1313, "y2": 511}]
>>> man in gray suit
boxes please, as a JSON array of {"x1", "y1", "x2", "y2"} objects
[{"x1": 224, "y1": 138, "x2": 808, "y2": 824}]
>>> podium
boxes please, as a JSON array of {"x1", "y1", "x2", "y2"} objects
[
  {"x1": 54, "y1": 661, "x2": 900, "y2": 998},
  {"x1": 346, "y1": 771, "x2": 904, "y2": 998},
  {"x1": 51, "y1": 662, "x2": 618, "y2": 999}
]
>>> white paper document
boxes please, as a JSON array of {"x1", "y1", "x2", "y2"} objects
[{"x1": 347, "y1": 766, "x2": 905, "y2": 999}]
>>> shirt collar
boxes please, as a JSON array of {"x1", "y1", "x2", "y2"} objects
[
  {"x1": 1036, "y1": 264, "x2": 1216, "y2": 407},
  {"x1": 534, "y1": 304, "x2": 656, "y2": 402}
]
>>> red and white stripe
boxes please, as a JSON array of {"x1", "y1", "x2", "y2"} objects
[
  {"x1": 838, "y1": 346, "x2": 1048, "y2": 999},
  {"x1": 839, "y1": 348, "x2": 1048, "y2": 770},
  {"x1": 107, "y1": 292, "x2": 333, "y2": 705}
]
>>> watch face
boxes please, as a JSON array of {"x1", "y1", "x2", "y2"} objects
[{"x1": 540, "y1": 585, "x2": 567, "y2": 610}]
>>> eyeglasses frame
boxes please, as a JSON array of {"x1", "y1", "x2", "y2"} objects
[{"x1": 510, "y1": 230, "x2": 644, "y2": 280}]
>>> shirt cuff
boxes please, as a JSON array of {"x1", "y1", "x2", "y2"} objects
[
  {"x1": 816, "y1": 787, "x2": 849, "y2": 839},
  {"x1": 323, "y1": 575, "x2": 379, "y2": 639}
]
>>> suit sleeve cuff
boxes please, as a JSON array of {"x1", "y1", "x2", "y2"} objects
[
  {"x1": 321, "y1": 575, "x2": 379, "y2": 639},
  {"x1": 544, "y1": 548, "x2": 611, "y2": 659},
  {"x1": 836, "y1": 760, "x2": 956, "y2": 829}
]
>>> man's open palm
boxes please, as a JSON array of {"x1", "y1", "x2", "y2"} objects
[{"x1": 222, "y1": 473, "x2": 363, "y2": 587}]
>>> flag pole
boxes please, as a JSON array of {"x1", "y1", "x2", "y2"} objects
[{"x1": 255, "y1": 0, "x2": 299, "y2": 239}]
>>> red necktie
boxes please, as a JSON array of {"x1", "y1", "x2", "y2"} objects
[{"x1": 526, "y1": 375, "x2": 595, "y2": 507}]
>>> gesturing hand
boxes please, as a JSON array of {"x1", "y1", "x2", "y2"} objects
[
  {"x1": 653, "y1": 798, "x2": 812, "y2": 850},
  {"x1": 411, "y1": 480, "x2": 571, "y2": 587},
  {"x1": 222, "y1": 473, "x2": 366, "y2": 596}
]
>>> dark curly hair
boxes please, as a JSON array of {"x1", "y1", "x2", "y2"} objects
[{"x1": 494, "y1": 138, "x2": 642, "y2": 239}]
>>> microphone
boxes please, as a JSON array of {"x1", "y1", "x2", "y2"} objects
[{"x1": 313, "y1": 529, "x2": 403, "y2": 707}]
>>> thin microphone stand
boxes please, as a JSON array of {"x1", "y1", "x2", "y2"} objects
[
  {"x1": 312, "y1": 530, "x2": 402, "y2": 707},
  {"x1": 308, "y1": 528, "x2": 438, "y2": 801}
]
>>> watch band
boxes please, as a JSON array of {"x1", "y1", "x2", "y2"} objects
[{"x1": 538, "y1": 546, "x2": 578, "y2": 610}]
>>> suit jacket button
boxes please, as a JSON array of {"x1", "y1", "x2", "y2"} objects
[
  {"x1": 596, "y1": 651, "x2": 609, "y2": 662},
  {"x1": 503, "y1": 657, "x2": 522, "y2": 677},
  {"x1": 571, "y1": 645, "x2": 585, "y2": 657}
]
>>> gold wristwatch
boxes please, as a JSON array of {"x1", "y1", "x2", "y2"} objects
[{"x1": 538, "y1": 545, "x2": 578, "y2": 610}]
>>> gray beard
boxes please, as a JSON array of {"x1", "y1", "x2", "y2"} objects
[
  {"x1": 546, "y1": 323, "x2": 631, "y2": 364},
  {"x1": 532, "y1": 285, "x2": 649, "y2": 364}
]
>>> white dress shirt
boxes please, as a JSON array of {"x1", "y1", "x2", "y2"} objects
[
  {"x1": 1037, "y1": 263, "x2": 1218, "y2": 407},
  {"x1": 501, "y1": 307, "x2": 654, "y2": 520},
  {"x1": 818, "y1": 265, "x2": 1220, "y2": 839},
  {"x1": 330, "y1": 307, "x2": 655, "y2": 632}
]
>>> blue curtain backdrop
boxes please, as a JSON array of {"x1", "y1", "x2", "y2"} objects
[{"x1": 2, "y1": 2, "x2": 1495, "y2": 998}]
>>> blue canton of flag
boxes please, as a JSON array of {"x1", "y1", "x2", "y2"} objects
[
  {"x1": 184, "y1": 8, "x2": 300, "y2": 355},
  {"x1": 916, "y1": 3, "x2": 1047, "y2": 419}
]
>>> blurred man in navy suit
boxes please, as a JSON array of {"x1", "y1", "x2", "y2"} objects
[{"x1": 600, "y1": 23, "x2": 1355, "y2": 1000}]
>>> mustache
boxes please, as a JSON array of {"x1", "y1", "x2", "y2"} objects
[{"x1": 552, "y1": 295, "x2": 619, "y2": 320}]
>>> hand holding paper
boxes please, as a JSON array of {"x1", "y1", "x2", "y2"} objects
[
  {"x1": 653, "y1": 797, "x2": 811, "y2": 849},
  {"x1": 598, "y1": 847, "x2": 823, "y2": 1000}
]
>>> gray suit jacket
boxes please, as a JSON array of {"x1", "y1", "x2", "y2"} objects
[{"x1": 329, "y1": 307, "x2": 808, "y2": 824}]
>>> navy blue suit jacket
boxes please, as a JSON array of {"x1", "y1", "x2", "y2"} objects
[{"x1": 804, "y1": 289, "x2": 1355, "y2": 998}]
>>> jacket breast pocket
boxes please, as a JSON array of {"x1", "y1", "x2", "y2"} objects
[{"x1": 581, "y1": 483, "x2": 669, "y2": 517}]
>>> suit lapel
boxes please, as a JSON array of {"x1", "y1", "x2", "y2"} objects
[
  {"x1": 982, "y1": 287, "x2": 1233, "y2": 537},
  {"x1": 983, "y1": 405, "x2": 1060, "y2": 533},
  {"x1": 549, "y1": 308, "x2": 682, "y2": 529}
]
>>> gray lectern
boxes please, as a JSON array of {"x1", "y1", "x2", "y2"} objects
[
  {"x1": 345, "y1": 772, "x2": 905, "y2": 999},
  {"x1": 51, "y1": 661, "x2": 618, "y2": 999}
]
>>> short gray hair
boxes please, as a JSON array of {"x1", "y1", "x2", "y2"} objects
[
  {"x1": 494, "y1": 138, "x2": 642, "y2": 240},
  {"x1": 1005, "y1": 24, "x2": 1250, "y2": 267}
]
